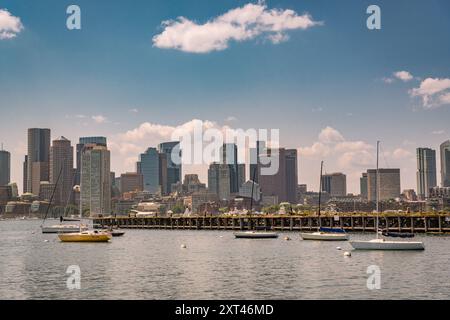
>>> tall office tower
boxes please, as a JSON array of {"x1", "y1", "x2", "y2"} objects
[
  {"x1": 158, "y1": 142, "x2": 181, "y2": 194},
  {"x1": 23, "y1": 155, "x2": 28, "y2": 194},
  {"x1": 138, "y1": 147, "x2": 160, "y2": 194},
  {"x1": 360, "y1": 173, "x2": 368, "y2": 199},
  {"x1": 220, "y1": 143, "x2": 245, "y2": 194},
  {"x1": 158, "y1": 152, "x2": 168, "y2": 195},
  {"x1": 80, "y1": 144, "x2": 111, "y2": 216},
  {"x1": 367, "y1": 168, "x2": 401, "y2": 201},
  {"x1": 259, "y1": 148, "x2": 298, "y2": 204},
  {"x1": 208, "y1": 162, "x2": 231, "y2": 200},
  {"x1": 75, "y1": 137, "x2": 107, "y2": 185},
  {"x1": 321, "y1": 172, "x2": 347, "y2": 197},
  {"x1": 249, "y1": 140, "x2": 266, "y2": 183},
  {"x1": 50, "y1": 136, "x2": 74, "y2": 205},
  {"x1": 27, "y1": 128, "x2": 51, "y2": 196},
  {"x1": 285, "y1": 149, "x2": 298, "y2": 203},
  {"x1": 0, "y1": 147, "x2": 11, "y2": 186},
  {"x1": 416, "y1": 147, "x2": 437, "y2": 199},
  {"x1": 120, "y1": 172, "x2": 143, "y2": 194},
  {"x1": 237, "y1": 163, "x2": 246, "y2": 190},
  {"x1": 441, "y1": 140, "x2": 450, "y2": 187}
]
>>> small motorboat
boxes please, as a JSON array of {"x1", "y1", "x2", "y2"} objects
[
  {"x1": 234, "y1": 231, "x2": 279, "y2": 239},
  {"x1": 41, "y1": 224, "x2": 88, "y2": 234},
  {"x1": 350, "y1": 238, "x2": 424, "y2": 250},
  {"x1": 300, "y1": 230, "x2": 349, "y2": 241},
  {"x1": 110, "y1": 231, "x2": 125, "y2": 237},
  {"x1": 58, "y1": 230, "x2": 112, "y2": 242}
]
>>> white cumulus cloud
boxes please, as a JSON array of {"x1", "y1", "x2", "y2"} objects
[
  {"x1": 393, "y1": 70, "x2": 413, "y2": 82},
  {"x1": 410, "y1": 77, "x2": 450, "y2": 109},
  {"x1": 92, "y1": 115, "x2": 108, "y2": 124},
  {"x1": 152, "y1": 2, "x2": 321, "y2": 53},
  {"x1": 0, "y1": 9, "x2": 23, "y2": 39}
]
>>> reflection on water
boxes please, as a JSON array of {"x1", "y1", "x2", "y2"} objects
[{"x1": 0, "y1": 220, "x2": 449, "y2": 299}]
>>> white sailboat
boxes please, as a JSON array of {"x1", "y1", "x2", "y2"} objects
[
  {"x1": 300, "y1": 161, "x2": 349, "y2": 241},
  {"x1": 234, "y1": 166, "x2": 279, "y2": 239},
  {"x1": 40, "y1": 167, "x2": 87, "y2": 234},
  {"x1": 349, "y1": 141, "x2": 424, "y2": 250}
]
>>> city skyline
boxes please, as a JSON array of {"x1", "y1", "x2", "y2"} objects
[
  {"x1": 1, "y1": 0, "x2": 450, "y2": 193},
  {"x1": 2, "y1": 128, "x2": 448, "y2": 196}
]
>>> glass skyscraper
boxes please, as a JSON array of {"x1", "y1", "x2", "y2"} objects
[
  {"x1": 139, "y1": 147, "x2": 160, "y2": 194},
  {"x1": 416, "y1": 147, "x2": 437, "y2": 199}
]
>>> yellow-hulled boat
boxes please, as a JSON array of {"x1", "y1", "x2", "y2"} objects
[{"x1": 58, "y1": 230, "x2": 112, "y2": 242}]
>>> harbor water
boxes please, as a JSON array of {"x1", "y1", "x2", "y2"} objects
[{"x1": 0, "y1": 220, "x2": 449, "y2": 300}]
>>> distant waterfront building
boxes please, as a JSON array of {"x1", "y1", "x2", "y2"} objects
[
  {"x1": 182, "y1": 174, "x2": 206, "y2": 194},
  {"x1": 259, "y1": 148, "x2": 298, "y2": 204},
  {"x1": 158, "y1": 152, "x2": 168, "y2": 195},
  {"x1": 208, "y1": 162, "x2": 231, "y2": 200},
  {"x1": 76, "y1": 137, "x2": 107, "y2": 185},
  {"x1": 138, "y1": 148, "x2": 160, "y2": 194},
  {"x1": 80, "y1": 144, "x2": 111, "y2": 216},
  {"x1": 0, "y1": 148, "x2": 11, "y2": 186},
  {"x1": 402, "y1": 189, "x2": 418, "y2": 201},
  {"x1": 158, "y1": 142, "x2": 181, "y2": 194},
  {"x1": 416, "y1": 147, "x2": 437, "y2": 199},
  {"x1": 50, "y1": 136, "x2": 74, "y2": 205},
  {"x1": 441, "y1": 140, "x2": 450, "y2": 187},
  {"x1": 322, "y1": 173, "x2": 347, "y2": 197},
  {"x1": 367, "y1": 168, "x2": 401, "y2": 201},
  {"x1": 239, "y1": 180, "x2": 261, "y2": 202},
  {"x1": 220, "y1": 143, "x2": 240, "y2": 193},
  {"x1": 360, "y1": 173, "x2": 368, "y2": 199},
  {"x1": 296, "y1": 184, "x2": 307, "y2": 203},
  {"x1": 23, "y1": 155, "x2": 28, "y2": 194},
  {"x1": 39, "y1": 182, "x2": 56, "y2": 202},
  {"x1": 249, "y1": 141, "x2": 266, "y2": 183},
  {"x1": 120, "y1": 172, "x2": 143, "y2": 194},
  {"x1": 27, "y1": 128, "x2": 51, "y2": 195}
]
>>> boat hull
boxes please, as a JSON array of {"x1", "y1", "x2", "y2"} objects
[
  {"x1": 234, "y1": 231, "x2": 279, "y2": 239},
  {"x1": 300, "y1": 232, "x2": 349, "y2": 241},
  {"x1": 41, "y1": 225, "x2": 88, "y2": 234},
  {"x1": 58, "y1": 231, "x2": 112, "y2": 242},
  {"x1": 350, "y1": 239, "x2": 424, "y2": 250}
]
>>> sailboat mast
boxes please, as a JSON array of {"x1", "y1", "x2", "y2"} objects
[
  {"x1": 318, "y1": 161, "x2": 323, "y2": 228},
  {"x1": 376, "y1": 141, "x2": 380, "y2": 238}
]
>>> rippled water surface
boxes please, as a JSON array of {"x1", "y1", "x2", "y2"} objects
[{"x1": 0, "y1": 220, "x2": 449, "y2": 299}]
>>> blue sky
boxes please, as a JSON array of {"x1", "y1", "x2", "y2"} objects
[{"x1": 1, "y1": 0, "x2": 450, "y2": 193}]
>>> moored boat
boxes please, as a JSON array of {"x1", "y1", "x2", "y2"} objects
[
  {"x1": 234, "y1": 231, "x2": 279, "y2": 239},
  {"x1": 58, "y1": 230, "x2": 112, "y2": 242},
  {"x1": 41, "y1": 224, "x2": 88, "y2": 234},
  {"x1": 300, "y1": 230, "x2": 349, "y2": 241},
  {"x1": 350, "y1": 238, "x2": 424, "y2": 250},
  {"x1": 350, "y1": 141, "x2": 424, "y2": 251}
]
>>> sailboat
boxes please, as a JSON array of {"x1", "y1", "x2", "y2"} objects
[
  {"x1": 58, "y1": 145, "x2": 112, "y2": 243},
  {"x1": 58, "y1": 186, "x2": 112, "y2": 243},
  {"x1": 349, "y1": 141, "x2": 424, "y2": 250},
  {"x1": 234, "y1": 166, "x2": 279, "y2": 239},
  {"x1": 41, "y1": 167, "x2": 88, "y2": 234},
  {"x1": 300, "y1": 161, "x2": 349, "y2": 241}
]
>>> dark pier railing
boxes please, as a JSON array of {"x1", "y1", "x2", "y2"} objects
[{"x1": 93, "y1": 214, "x2": 450, "y2": 234}]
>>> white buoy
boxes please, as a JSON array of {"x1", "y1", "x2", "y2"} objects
[
  {"x1": 336, "y1": 246, "x2": 342, "y2": 250},
  {"x1": 181, "y1": 244, "x2": 187, "y2": 249},
  {"x1": 344, "y1": 251, "x2": 351, "y2": 257}
]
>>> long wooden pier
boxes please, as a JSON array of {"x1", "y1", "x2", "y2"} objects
[{"x1": 94, "y1": 214, "x2": 450, "y2": 234}]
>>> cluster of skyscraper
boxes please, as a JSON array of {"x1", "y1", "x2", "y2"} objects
[
  {"x1": 207, "y1": 142, "x2": 298, "y2": 204},
  {"x1": 0, "y1": 131, "x2": 450, "y2": 212}
]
